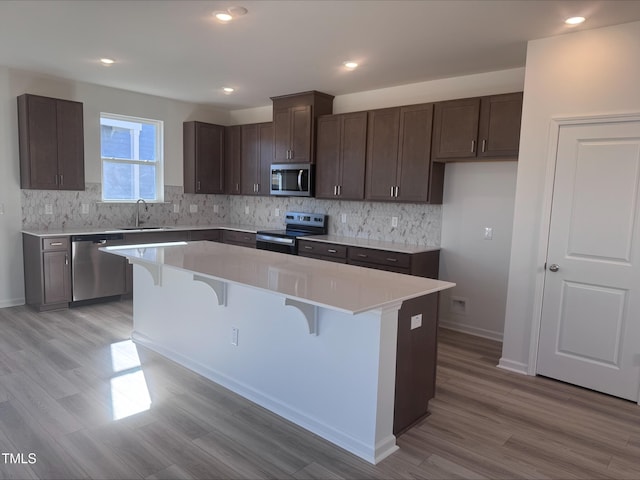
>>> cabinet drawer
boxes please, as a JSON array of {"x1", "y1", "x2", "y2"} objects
[
  {"x1": 298, "y1": 240, "x2": 347, "y2": 260},
  {"x1": 348, "y1": 247, "x2": 411, "y2": 269},
  {"x1": 222, "y1": 230, "x2": 256, "y2": 247},
  {"x1": 42, "y1": 237, "x2": 70, "y2": 251},
  {"x1": 190, "y1": 229, "x2": 222, "y2": 242}
]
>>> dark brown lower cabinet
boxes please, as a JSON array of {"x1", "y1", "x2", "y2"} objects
[
  {"x1": 190, "y1": 229, "x2": 222, "y2": 242},
  {"x1": 222, "y1": 230, "x2": 256, "y2": 248},
  {"x1": 23, "y1": 234, "x2": 71, "y2": 311},
  {"x1": 394, "y1": 293, "x2": 439, "y2": 435}
]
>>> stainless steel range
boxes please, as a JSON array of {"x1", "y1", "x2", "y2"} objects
[{"x1": 256, "y1": 212, "x2": 328, "y2": 255}]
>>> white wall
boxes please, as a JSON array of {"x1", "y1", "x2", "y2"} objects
[
  {"x1": 439, "y1": 161, "x2": 518, "y2": 340},
  {"x1": 501, "y1": 21, "x2": 640, "y2": 373},
  {"x1": 0, "y1": 69, "x2": 229, "y2": 306}
]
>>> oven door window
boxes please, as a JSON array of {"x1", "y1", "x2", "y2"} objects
[{"x1": 272, "y1": 169, "x2": 309, "y2": 193}]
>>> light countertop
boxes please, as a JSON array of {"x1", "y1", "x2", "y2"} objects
[
  {"x1": 21, "y1": 223, "x2": 262, "y2": 237},
  {"x1": 302, "y1": 235, "x2": 440, "y2": 254},
  {"x1": 104, "y1": 241, "x2": 454, "y2": 315}
]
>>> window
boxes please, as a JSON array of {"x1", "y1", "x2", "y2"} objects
[{"x1": 100, "y1": 113, "x2": 164, "y2": 202}]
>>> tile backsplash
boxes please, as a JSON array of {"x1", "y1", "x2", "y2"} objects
[{"x1": 22, "y1": 183, "x2": 441, "y2": 246}]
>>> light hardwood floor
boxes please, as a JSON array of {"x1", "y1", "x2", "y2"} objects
[{"x1": 0, "y1": 300, "x2": 638, "y2": 479}]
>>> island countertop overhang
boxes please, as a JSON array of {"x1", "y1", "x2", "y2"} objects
[{"x1": 104, "y1": 241, "x2": 454, "y2": 315}]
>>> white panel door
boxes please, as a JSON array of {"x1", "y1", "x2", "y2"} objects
[{"x1": 537, "y1": 120, "x2": 640, "y2": 402}]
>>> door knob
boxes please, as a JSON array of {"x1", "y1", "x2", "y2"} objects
[{"x1": 549, "y1": 264, "x2": 560, "y2": 272}]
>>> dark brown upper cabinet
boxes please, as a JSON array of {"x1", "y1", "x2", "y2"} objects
[
  {"x1": 431, "y1": 92, "x2": 523, "y2": 162},
  {"x1": 271, "y1": 91, "x2": 334, "y2": 164},
  {"x1": 241, "y1": 122, "x2": 273, "y2": 196},
  {"x1": 18, "y1": 94, "x2": 85, "y2": 190},
  {"x1": 183, "y1": 121, "x2": 225, "y2": 194},
  {"x1": 365, "y1": 103, "x2": 442, "y2": 203},
  {"x1": 315, "y1": 111, "x2": 367, "y2": 200},
  {"x1": 224, "y1": 125, "x2": 242, "y2": 195}
]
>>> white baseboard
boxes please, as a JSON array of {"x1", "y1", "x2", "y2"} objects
[
  {"x1": 497, "y1": 357, "x2": 529, "y2": 375},
  {"x1": 0, "y1": 297, "x2": 25, "y2": 309},
  {"x1": 439, "y1": 319, "x2": 503, "y2": 342}
]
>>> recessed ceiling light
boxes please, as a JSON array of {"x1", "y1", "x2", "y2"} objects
[
  {"x1": 223, "y1": 87, "x2": 235, "y2": 94},
  {"x1": 215, "y1": 12, "x2": 233, "y2": 22},
  {"x1": 100, "y1": 57, "x2": 115, "y2": 66},
  {"x1": 565, "y1": 16, "x2": 586, "y2": 25},
  {"x1": 214, "y1": 6, "x2": 248, "y2": 23},
  {"x1": 343, "y1": 61, "x2": 358, "y2": 70}
]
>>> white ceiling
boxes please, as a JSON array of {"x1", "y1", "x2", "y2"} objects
[{"x1": 1, "y1": 0, "x2": 640, "y2": 110}]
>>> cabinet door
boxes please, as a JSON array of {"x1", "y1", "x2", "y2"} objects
[
  {"x1": 339, "y1": 112, "x2": 367, "y2": 200},
  {"x1": 478, "y1": 92, "x2": 523, "y2": 158},
  {"x1": 43, "y1": 250, "x2": 71, "y2": 305},
  {"x1": 257, "y1": 122, "x2": 274, "y2": 196},
  {"x1": 56, "y1": 99, "x2": 85, "y2": 190},
  {"x1": 315, "y1": 115, "x2": 341, "y2": 199},
  {"x1": 19, "y1": 95, "x2": 59, "y2": 189},
  {"x1": 196, "y1": 122, "x2": 225, "y2": 194},
  {"x1": 241, "y1": 124, "x2": 258, "y2": 195},
  {"x1": 225, "y1": 126, "x2": 242, "y2": 194},
  {"x1": 289, "y1": 105, "x2": 312, "y2": 163},
  {"x1": 432, "y1": 97, "x2": 481, "y2": 160},
  {"x1": 396, "y1": 104, "x2": 433, "y2": 202},
  {"x1": 273, "y1": 107, "x2": 291, "y2": 163},
  {"x1": 365, "y1": 108, "x2": 400, "y2": 201}
]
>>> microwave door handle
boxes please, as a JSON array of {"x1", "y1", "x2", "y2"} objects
[{"x1": 298, "y1": 169, "x2": 303, "y2": 191}]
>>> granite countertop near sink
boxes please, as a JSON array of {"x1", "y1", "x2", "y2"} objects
[
  {"x1": 303, "y1": 235, "x2": 439, "y2": 254},
  {"x1": 21, "y1": 223, "x2": 264, "y2": 237}
]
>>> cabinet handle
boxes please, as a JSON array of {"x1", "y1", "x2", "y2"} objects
[
  {"x1": 471, "y1": 139, "x2": 476, "y2": 153},
  {"x1": 59, "y1": 174, "x2": 63, "y2": 186},
  {"x1": 256, "y1": 183, "x2": 259, "y2": 193},
  {"x1": 394, "y1": 186, "x2": 399, "y2": 197},
  {"x1": 357, "y1": 253, "x2": 368, "y2": 258},
  {"x1": 54, "y1": 175, "x2": 58, "y2": 186},
  {"x1": 481, "y1": 139, "x2": 486, "y2": 153},
  {"x1": 197, "y1": 181, "x2": 201, "y2": 192},
  {"x1": 327, "y1": 249, "x2": 337, "y2": 253},
  {"x1": 386, "y1": 258, "x2": 398, "y2": 262},
  {"x1": 333, "y1": 185, "x2": 337, "y2": 196},
  {"x1": 49, "y1": 242, "x2": 63, "y2": 246},
  {"x1": 338, "y1": 185, "x2": 342, "y2": 196},
  {"x1": 65, "y1": 254, "x2": 69, "y2": 265},
  {"x1": 390, "y1": 186, "x2": 394, "y2": 197},
  {"x1": 304, "y1": 245, "x2": 313, "y2": 250},
  {"x1": 236, "y1": 183, "x2": 239, "y2": 192}
]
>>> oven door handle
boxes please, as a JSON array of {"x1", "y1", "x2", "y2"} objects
[
  {"x1": 298, "y1": 170, "x2": 304, "y2": 192},
  {"x1": 256, "y1": 235, "x2": 295, "y2": 245}
]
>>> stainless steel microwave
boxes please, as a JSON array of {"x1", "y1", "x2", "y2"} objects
[{"x1": 270, "y1": 163, "x2": 314, "y2": 197}]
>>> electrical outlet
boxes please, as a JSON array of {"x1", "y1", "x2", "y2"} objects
[
  {"x1": 0, "y1": 203, "x2": 4, "y2": 215},
  {"x1": 392, "y1": 216, "x2": 398, "y2": 228},
  {"x1": 45, "y1": 204, "x2": 53, "y2": 215},
  {"x1": 173, "y1": 204, "x2": 179, "y2": 213},
  {"x1": 245, "y1": 206, "x2": 250, "y2": 215},
  {"x1": 81, "y1": 203, "x2": 89, "y2": 214},
  {"x1": 275, "y1": 208, "x2": 280, "y2": 217},
  {"x1": 189, "y1": 204, "x2": 197, "y2": 213},
  {"x1": 341, "y1": 213, "x2": 347, "y2": 223},
  {"x1": 213, "y1": 204, "x2": 219, "y2": 214},
  {"x1": 410, "y1": 314, "x2": 422, "y2": 330},
  {"x1": 231, "y1": 327, "x2": 239, "y2": 346},
  {"x1": 484, "y1": 227, "x2": 493, "y2": 240}
]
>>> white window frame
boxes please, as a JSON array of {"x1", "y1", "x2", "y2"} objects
[{"x1": 100, "y1": 112, "x2": 164, "y2": 203}]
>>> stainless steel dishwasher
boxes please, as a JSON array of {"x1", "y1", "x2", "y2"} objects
[{"x1": 71, "y1": 233, "x2": 127, "y2": 302}]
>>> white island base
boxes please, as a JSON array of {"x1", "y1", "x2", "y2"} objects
[{"x1": 105, "y1": 242, "x2": 454, "y2": 464}]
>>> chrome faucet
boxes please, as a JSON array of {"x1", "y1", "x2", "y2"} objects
[{"x1": 135, "y1": 199, "x2": 148, "y2": 228}]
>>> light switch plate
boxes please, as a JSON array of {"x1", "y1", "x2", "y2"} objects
[
  {"x1": 410, "y1": 314, "x2": 422, "y2": 330},
  {"x1": 189, "y1": 204, "x2": 197, "y2": 213}
]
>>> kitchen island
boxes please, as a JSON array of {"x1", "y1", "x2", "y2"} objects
[{"x1": 104, "y1": 241, "x2": 454, "y2": 464}]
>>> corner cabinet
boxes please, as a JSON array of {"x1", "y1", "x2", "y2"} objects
[
  {"x1": 271, "y1": 91, "x2": 334, "y2": 164},
  {"x1": 365, "y1": 103, "x2": 443, "y2": 204},
  {"x1": 23, "y1": 234, "x2": 71, "y2": 311},
  {"x1": 241, "y1": 122, "x2": 273, "y2": 196},
  {"x1": 183, "y1": 121, "x2": 225, "y2": 194},
  {"x1": 432, "y1": 92, "x2": 523, "y2": 161},
  {"x1": 315, "y1": 111, "x2": 367, "y2": 200},
  {"x1": 18, "y1": 94, "x2": 85, "y2": 190}
]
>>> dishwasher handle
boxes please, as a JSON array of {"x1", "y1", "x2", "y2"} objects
[{"x1": 71, "y1": 233, "x2": 124, "y2": 243}]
